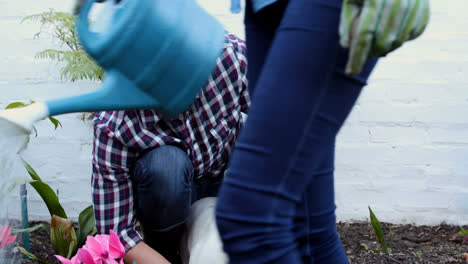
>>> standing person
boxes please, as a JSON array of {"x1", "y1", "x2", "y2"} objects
[
  {"x1": 91, "y1": 33, "x2": 249, "y2": 264},
  {"x1": 215, "y1": 0, "x2": 428, "y2": 263}
]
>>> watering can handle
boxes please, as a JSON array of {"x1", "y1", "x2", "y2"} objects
[{"x1": 76, "y1": 0, "x2": 103, "y2": 57}]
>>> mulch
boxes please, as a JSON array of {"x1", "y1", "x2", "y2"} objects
[
  {"x1": 339, "y1": 222, "x2": 468, "y2": 264},
  {"x1": 4, "y1": 221, "x2": 468, "y2": 263}
]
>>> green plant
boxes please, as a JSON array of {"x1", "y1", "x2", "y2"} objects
[
  {"x1": 360, "y1": 243, "x2": 369, "y2": 251},
  {"x1": 5, "y1": 103, "x2": 96, "y2": 262},
  {"x1": 22, "y1": 9, "x2": 103, "y2": 120},
  {"x1": 458, "y1": 226, "x2": 468, "y2": 236},
  {"x1": 368, "y1": 206, "x2": 392, "y2": 254},
  {"x1": 22, "y1": 9, "x2": 103, "y2": 82},
  {"x1": 8, "y1": 9, "x2": 102, "y2": 262},
  {"x1": 19, "y1": 160, "x2": 96, "y2": 261}
]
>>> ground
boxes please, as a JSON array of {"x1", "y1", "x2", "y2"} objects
[
  {"x1": 5, "y1": 221, "x2": 468, "y2": 263},
  {"x1": 339, "y1": 222, "x2": 468, "y2": 264}
]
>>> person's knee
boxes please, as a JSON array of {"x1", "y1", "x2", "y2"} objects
[
  {"x1": 132, "y1": 145, "x2": 194, "y2": 231},
  {"x1": 133, "y1": 145, "x2": 193, "y2": 190}
]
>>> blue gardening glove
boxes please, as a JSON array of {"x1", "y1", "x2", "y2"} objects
[{"x1": 339, "y1": 0, "x2": 430, "y2": 75}]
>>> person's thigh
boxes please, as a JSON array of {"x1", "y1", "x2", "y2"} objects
[
  {"x1": 132, "y1": 145, "x2": 195, "y2": 232},
  {"x1": 244, "y1": 0, "x2": 287, "y2": 96},
  {"x1": 293, "y1": 49, "x2": 377, "y2": 264},
  {"x1": 219, "y1": 0, "x2": 345, "y2": 216}
]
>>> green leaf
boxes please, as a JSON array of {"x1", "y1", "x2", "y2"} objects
[
  {"x1": 459, "y1": 226, "x2": 468, "y2": 236},
  {"x1": 24, "y1": 9, "x2": 103, "y2": 83},
  {"x1": 360, "y1": 243, "x2": 369, "y2": 251},
  {"x1": 5, "y1": 102, "x2": 27, "y2": 109},
  {"x1": 48, "y1": 116, "x2": 62, "y2": 129},
  {"x1": 50, "y1": 215, "x2": 77, "y2": 259},
  {"x1": 23, "y1": 160, "x2": 67, "y2": 219},
  {"x1": 76, "y1": 205, "x2": 96, "y2": 249},
  {"x1": 17, "y1": 247, "x2": 51, "y2": 264},
  {"x1": 368, "y1": 206, "x2": 389, "y2": 253},
  {"x1": 13, "y1": 223, "x2": 50, "y2": 234}
]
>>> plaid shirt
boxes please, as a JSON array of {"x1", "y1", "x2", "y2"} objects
[{"x1": 91, "y1": 34, "x2": 249, "y2": 251}]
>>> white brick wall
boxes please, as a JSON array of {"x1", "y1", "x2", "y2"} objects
[{"x1": 1, "y1": 0, "x2": 467, "y2": 225}]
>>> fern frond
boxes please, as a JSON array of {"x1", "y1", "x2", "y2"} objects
[{"x1": 25, "y1": 9, "x2": 103, "y2": 82}]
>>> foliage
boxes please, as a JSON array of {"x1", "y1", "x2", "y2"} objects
[
  {"x1": 22, "y1": 9, "x2": 103, "y2": 82},
  {"x1": 22, "y1": 160, "x2": 67, "y2": 219},
  {"x1": 13, "y1": 223, "x2": 50, "y2": 234},
  {"x1": 5, "y1": 103, "x2": 96, "y2": 261},
  {"x1": 21, "y1": 159, "x2": 96, "y2": 261},
  {"x1": 458, "y1": 226, "x2": 468, "y2": 236},
  {"x1": 368, "y1": 206, "x2": 392, "y2": 254}
]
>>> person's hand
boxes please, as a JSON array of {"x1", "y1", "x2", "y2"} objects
[
  {"x1": 124, "y1": 241, "x2": 171, "y2": 264},
  {"x1": 339, "y1": 0, "x2": 430, "y2": 75}
]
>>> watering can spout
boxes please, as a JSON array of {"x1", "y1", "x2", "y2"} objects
[
  {"x1": 0, "y1": 103, "x2": 49, "y2": 133},
  {"x1": 45, "y1": 70, "x2": 160, "y2": 116},
  {"x1": 0, "y1": 70, "x2": 160, "y2": 134}
]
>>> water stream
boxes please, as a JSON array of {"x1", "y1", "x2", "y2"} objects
[{"x1": 0, "y1": 118, "x2": 30, "y2": 263}]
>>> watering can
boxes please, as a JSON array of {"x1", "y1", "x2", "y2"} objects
[{"x1": 0, "y1": 0, "x2": 225, "y2": 133}]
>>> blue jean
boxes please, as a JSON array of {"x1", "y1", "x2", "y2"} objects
[
  {"x1": 215, "y1": 0, "x2": 378, "y2": 263},
  {"x1": 132, "y1": 145, "x2": 222, "y2": 262}
]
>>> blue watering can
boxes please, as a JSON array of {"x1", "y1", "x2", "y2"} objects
[{"x1": 0, "y1": 0, "x2": 225, "y2": 132}]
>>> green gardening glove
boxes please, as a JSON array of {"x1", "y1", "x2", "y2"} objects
[{"x1": 339, "y1": 0, "x2": 430, "y2": 75}]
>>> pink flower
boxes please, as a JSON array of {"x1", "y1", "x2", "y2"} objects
[
  {"x1": 78, "y1": 230, "x2": 125, "y2": 264},
  {"x1": 0, "y1": 224, "x2": 16, "y2": 248},
  {"x1": 55, "y1": 255, "x2": 81, "y2": 264},
  {"x1": 55, "y1": 230, "x2": 125, "y2": 264}
]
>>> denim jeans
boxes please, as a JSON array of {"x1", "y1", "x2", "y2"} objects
[
  {"x1": 132, "y1": 145, "x2": 222, "y2": 263},
  {"x1": 215, "y1": 0, "x2": 378, "y2": 263}
]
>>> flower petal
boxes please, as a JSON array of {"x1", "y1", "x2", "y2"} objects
[
  {"x1": 95, "y1": 234, "x2": 110, "y2": 250},
  {"x1": 77, "y1": 248, "x2": 97, "y2": 264},
  {"x1": 6, "y1": 235, "x2": 16, "y2": 245},
  {"x1": 0, "y1": 225, "x2": 13, "y2": 248},
  {"x1": 105, "y1": 257, "x2": 119, "y2": 264},
  {"x1": 55, "y1": 255, "x2": 72, "y2": 264},
  {"x1": 108, "y1": 230, "x2": 125, "y2": 259},
  {"x1": 70, "y1": 255, "x2": 81, "y2": 264},
  {"x1": 85, "y1": 235, "x2": 106, "y2": 257},
  {"x1": 83, "y1": 236, "x2": 107, "y2": 263}
]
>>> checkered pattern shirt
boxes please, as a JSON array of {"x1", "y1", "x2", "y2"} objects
[{"x1": 91, "y1": 34, "x2": 249, "y2": 251}]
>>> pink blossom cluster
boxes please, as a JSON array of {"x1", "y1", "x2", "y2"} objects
[
  {"x1": 0, "y1": 224, "x2": 16, "y2": 248},
  {"x1": 56, "y1": 230, "x2": 125, "y2": 264}
]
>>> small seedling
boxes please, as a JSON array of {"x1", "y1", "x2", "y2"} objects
[
  {"x1": 368, "y1": 206, "x2": 392, "y2": 254},
  {"x1": 360, "y1": 243, "x2": 369, "y2": 251},
  {"x1": 411, "y1": 251, "x2": 422, "y2": 258},
  {"x1": 458, "y1": 227, "x2": 468, "y2": 236}
]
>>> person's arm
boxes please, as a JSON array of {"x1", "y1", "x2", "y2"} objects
[
  {"x1": 91, "y1": 113, "x2": 168, "y2": 263},
  {"x1": 232, "y1": 34, "x2": 250, "y2": 115},
  {"x1": 124, "y1": 241, "x2": 170, "y2": 264}
]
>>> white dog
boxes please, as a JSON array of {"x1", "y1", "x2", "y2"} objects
[{"x1": 180, "y1": 197, "x2": 228, "y2": 264}]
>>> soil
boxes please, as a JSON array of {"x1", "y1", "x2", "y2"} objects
[{"x1": 5, "y1": 221, "x2": 468, "y2": 263}]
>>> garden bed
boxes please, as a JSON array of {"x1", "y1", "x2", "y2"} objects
[{"x1": 6, "y1": 221, "x2": 468, "y2": 263}]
